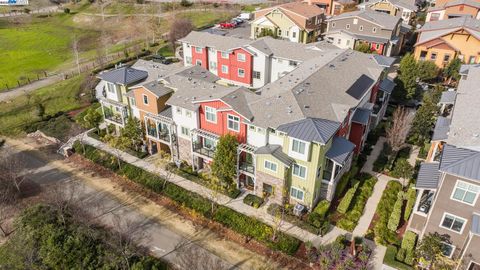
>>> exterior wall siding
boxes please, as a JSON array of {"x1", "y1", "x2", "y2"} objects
[
  {"x1": 349, "y1": 122, "x2": 366, "y2": 154},
  {"x1": 191, "y1": 46, "x2": 209, "y2": 69},
  {"x1": 216, "y1": 48, "x2": 253, "y2": 85}
]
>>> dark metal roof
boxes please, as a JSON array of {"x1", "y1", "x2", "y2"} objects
[
  {"x1": 98, "y1": 67, "x2": 148, "y2": 85},
  {"x1": 432, "y1": 116, "x2": 451, "y2": 141},
  {"x1": 373, "y1": 54, "x2": 396, "y2": 67},
  {"x1": 346, "y1": 74, "x2": 375, "y2": 100},
  {"x1": 416, "y1": 162, "x2": 441, "y2": 189},
  {"x1": 255, "y1": 144, "x2": 294, "y2": 167},
  {"x1": 379, "y1": 78, "x2": 396, "y2": 94},
  {"x1": 439, "y1": 91, "x2": 457, "y2": 104},
  {"x1": 472, "y1": 214, "x2": 480, "y2": 235},
  {"x1": 440, "y1": 144, "x2": 480, "y2": 181},
  {"x1": 277, "y1": 118, "x2": 341, "y2": 144},
  {"x1": 325, "y1": 137, "x2": 355, "y2": 165},
  {"x1": 352, "y1": 108, "x2": 371, "y2": 125}
]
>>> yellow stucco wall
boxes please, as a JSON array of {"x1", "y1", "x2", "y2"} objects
[{"x1": 370, "y1": 2, "x2": 399, "y2": 15}]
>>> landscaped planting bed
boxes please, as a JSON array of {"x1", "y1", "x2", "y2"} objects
[
  {"x1": 73, "y1": 141, "x2": 301, "y2": 255},
  {"x1": 370, "y1": 181, "x2": 403, "y2": 245},
  {"x1": 243, "y1": 194, "x2": 264, "y2": 208}
]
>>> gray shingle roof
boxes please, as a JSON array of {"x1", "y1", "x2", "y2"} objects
[
  {"x1": 432, "y1": 116, "x2": 451, "y2": 141},
  {"x1": 179, "y1": 31, "x2": 252, "y2": 52},
  {"x1": 359, "y1": 0, "x2": 417, "y2": 11},
  {"x1": 98, "y1": 67, "x2": 148, "y2": 85},
  {"x1": 277, "y1": 118, "x2": 341, "y2": 144},
  {"x1": 325, "y1": 137, "x2": 355, "y2": 165},
  {"x1": 472, "y1": 214, "x2": 480, "y2": 235},
  {"x1": 416, "y1": 162, "x2": 441, "y2": 189},
  {"x1": 379, "y1": 77, "x2": 396, "y2": 93},
  {"x1": 373, "y1": 54, "x2": 396, "y2": 67},
  {"x1": 138, "y1": 80, "x2": 173, "y2": 97},
  {"x1": 439, "y1": 91, "x2": 457, "y2": 104},
  {"x1": 440, "y1": 144, "x2": 480, "y2": 181},
  {"x1": 255, "y1": 144, "x2": 294, "y2": 167},
  {"x1": 352, "y1": 107, "x2": 371, "y2": 125},
  {"x1": 159, "y1": 107, "x2": 172, "y2": 119},
  {"x1": 327, "y1": 10, "x2": 401, "y2": 30},
  {"x1": 219, "y1": 88, "x2": 256, "y2": 121}
]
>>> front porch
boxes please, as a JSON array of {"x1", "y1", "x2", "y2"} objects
[
  {"x1": 191, "y1": 128, "x2": 219, "y2": 171},
  {"x1": 237, "y1": 143, "x2": 257, "y2": 191},
  {"x1": 144, "y1": 111, "x2": 176, "y2": 157},
  {"x1": 99, "y1": 98, "x2": 129, "y2": 128}
]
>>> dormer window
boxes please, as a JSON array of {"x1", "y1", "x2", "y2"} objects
[{"x1": 195, "y1": 46, "x2": 202, "y2": 53}]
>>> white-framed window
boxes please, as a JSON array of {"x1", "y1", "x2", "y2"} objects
[
  {"x1": 331, "y1": 22, "x2": 336, "y2": 28},
  {"x1": 209, "y1": 61, "x2": 217, "y2": 69},
  {"x1": 290, "y1": 186, "x2": 304, "y2": 201},
  {"x1": 237, "y1": 53, "x2": 246, "y2": 62},
  {"x1": 293, "y1": 164, "x2": 307, "y2": 179},
  {"x1": 176, "y1": 107, "x2": 182, "y2": 115},
  {"x1": 264, "y1": 160, "x2": 278, "y2": 172},
  {"x1": 238, "y1": 68, "x2": 245, "y2": 78},
  {"x1": 253, "y1": 71, "x2": 261, "y2": 79},
  {"x1": 143, "y1": 94, "x2": 149, "y2": 105},
  {"x1": 195, "y1": 46, "x2": 202, "y2": 53},
  {"x1": 186, "y1": 56, "x2": 192, "y2": 64},
  {"x1": 441, "y1": 242, "x2": 455, "y2": 258},
  {"x1": 289, "y1": 60, "x2": 297, "y2": 67},
  {"x1": 353, "y1": 18, "x2": 358, "y2": 24},
  {"x1": 205, "y1": 106, "x2": 217, "y2": 123},
  {"x1": 375, "y1": 43, "x2": 380, "y2": 50},
  {"x1": 372, "y1": 27, "x2": 377, "y2": 33},
  {"x1": 221, "y1": 65, "x2": 228, "y2": 74},
  {"x1": 221, "y1": 52, "x2": 229, "y2": 59},
  {"x1": 451, "y1": 180, "x2": 480, "y2": 205},
  {"x1": 227, "y1": 114, "x2": 240, "y2": 132},
  {"x1": 278, "y1": 29, "x2": 282, "y2": 36},
  {"x1": 107, "y1": 82, "x2": 116, "y2": 93},
  {"x1": 180, "y1": 126, "x2": 190, "y2": 137},
  {"x1": 249, "y1": 125, "x2": 255, "y2": 131},
  {"x1": 130, "y1": 97, "x2": 136, "y2": 106},
  {"x1": 440, "y1": 212, "x2": 467, "y2": 234},
  {"x1": 196, "y1": 60, "x2": 202, "y2": 66},
  {"x1": 337, "y1": 38, "x2": 342, "y2": 45},
  {"x1": 346, "y1": 40, "x2": 350, "y2": 46},
  {"x1": 292, "y1": 32, "x2": 296, "y2": 38},
  {"x1": 292, "y1": 139, "x2": 306, "y2": 154},
  {"x1": 186, "y1": 110, "x2": 192, "y2": 118},
  {"x1": 346, "y1": 24, "x2": 350, "y2": 29},
  {"x1": 359, "y1": 25, "x2": 364, "y2": 31}
]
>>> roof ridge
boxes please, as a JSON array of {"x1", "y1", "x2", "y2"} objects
[{"x1": 441, "y1": 145, "x2": 480, "y2": 171}]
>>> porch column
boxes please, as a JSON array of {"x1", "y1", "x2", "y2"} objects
[
  {"x1": 121, "y1": 107, "x2": 126, "y2": 126},
  {"x1": 253, "y1": 154, "x2": 257, "y2": 193},
  {"x1": 330, "y1": 160, "x2": 337, "y2": 182},
  {"x1": 236, "y1": 148, "x2": 241, "y2": 189},
  {"x1": 412, "y1": 188, "x2": 423, "y2": 214},
  {"x1": 190, "y1": 133, "x2": 196, "y2": 171}
]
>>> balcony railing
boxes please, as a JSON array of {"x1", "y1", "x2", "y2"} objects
[
  {"x1": 239, "y1": 162, "x2": 255, "y2": 175},
  {"x1": 104, "y1": 110, "x2": 125, "y2": 124},
  {"x1": 147, "y1": 127, "x2": 157, "y2": 138},
  {"x1": 159, "y1": 130, "x2": 170, "y2": 142},
  {"x1": 193, "y1": 143, "x2": 215, "y2": 159},
  {"x1": 417, "y1": 190, "x2": 434, "y2": 214}
]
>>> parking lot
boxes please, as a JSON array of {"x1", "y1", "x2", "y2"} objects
[{"x1": 202, "y1": 20, "x2": 252, "y2": 40}]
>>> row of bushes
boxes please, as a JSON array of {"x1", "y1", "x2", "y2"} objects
[
  {"x1": 404, "y1": 186, "x2": 416, "y2": 222},
  {"x1": 372, "y1": 181, "x2": 403, "y2": 245},
  {"x1": 334, "y1": 164, "x2": 359, "y2": 199},
  {"x1": 396, "y1": 231, "x2": 417, "y2": 265},
  {"x1": 267, "y1": 203, "x2": 331, "y2": 236},
  {"x1": 336, "y1": 174, "x2": 377, "y2": 231},
  {"x1": 337, "y1": 181, "x2": 360, "y2": 214},
  {"x1": 387, "y1": 191, "x2": 405, "y2": 231},
  {"x1": 243, "y1": 194, "x2": 264, "y2": 208},
  {"x1": 384, "y1": 245, "x2": 414, "y2": 270},
  {"x1": 73, "y1": 141, "x2": 301, "y2": 255}
]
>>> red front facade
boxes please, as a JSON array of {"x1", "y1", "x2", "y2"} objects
[
  {"x1": 336, "y1": 110, "x2": 352, "y2": 138},
  {"x1": 216, "y1": 48, "x2": 253, "y2": 85},
  {"x1": 191, "y1": 46, "x2": 209, "y2": 69},
  {"x1": 369, "y1": 81, "x2": 381, "y2": 103},
  {"x1": 198, "y1": 100, "x2": 247, "y2": 143},
  {"x1": 369, "y1": 42, "x2": 385, "y2": 55},
  {"x1": 349, "y1": 122, "x2": 367, "y2": 154}
]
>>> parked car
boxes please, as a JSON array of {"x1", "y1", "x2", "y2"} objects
[
  {"x1": 232, "y1": 18, "x2": 243, "y2": 24},
  {"x1": 220, "y1": 22, "x2": 235, "y2": 29}
]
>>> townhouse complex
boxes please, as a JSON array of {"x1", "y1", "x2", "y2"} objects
[
  {"x1": 407, "y1": 64, "x2": 480, "y2": 269},
  {"x1": 358, "y1": 0, "x2": 417, "y2": 23},
  {"x1": 96, "y1": 31, "x2": 395, "y2": 209}
]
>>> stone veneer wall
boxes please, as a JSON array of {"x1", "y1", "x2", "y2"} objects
[
  {"x1": 177, "y1": 137, "x2": 192, "y2": 163},
  {"x1": 255, "y1": 171, "x2": 285, "y2": 204}
]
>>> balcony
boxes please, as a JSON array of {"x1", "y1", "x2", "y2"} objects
[
  {"x1": 417, "y1": 190, "x2": 435, "y2": 214},
  {"x1": 104, "y1": 109, "x2": 126, "y2": 125},
  {"x1": 239, "y1": 162, "x2": 255, "y2": 175},
  {"x1": 193, "y1": 143, "x2": 215, "y2": 159}
]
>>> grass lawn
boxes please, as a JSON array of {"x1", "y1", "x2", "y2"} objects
[
  {"x1": 178, "y1": 10, "x2": 237, "y2": 29},
  {"x1": 0, "y1": 75, "x2": 88, "y2": 136},
  {"x1": 0, "y1": 13, "x2": 98, "y2": 91}
]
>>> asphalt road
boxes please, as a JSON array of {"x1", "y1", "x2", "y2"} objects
[{"x1": 2, "y1": 141, "x2": 233, "y2": 270}]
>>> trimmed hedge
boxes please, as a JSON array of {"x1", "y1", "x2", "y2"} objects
[
  {"x1": 267, "y1": 203, "x2": 329, "y2": 235},
  {"x1": 400, "y1": 231, "x2": 417, "y2": 266},
  {"x1": 373, "y1": 181, "x2": 403, "y2": 245},
  {"x1": 337, "y1": 181, "x2": 360, "y2": 214},
  {"x1": 387, "y1": 191, "x2": 404, "y2": 231},
  {"x1": 73, "y1": 141, "x2": 301, "y2": 255},
  {"x1": 313, "y1": 200, "x2": 330, "y2": 219},
  {"x1": 384, "y1": 245, "x2": 414, "y2": 270},
  {"x1": 336, "y1": 174, "x2": 377, "y2": 231},
  {"x1": 404, "y1": 187, "x2": 416, "y2": 221},
  {"x1": 243, "y1": 194, "x2": 264, "y2": 208}
]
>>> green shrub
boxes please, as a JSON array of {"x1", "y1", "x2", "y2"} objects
[
  {"x1": 384, "y1": 245, "x2": 414, "y2": 270},
  {"x1": 374, "y1": 181, "x2": 403, "y2": 245},
  {"x1": 404, "y1": 250, "x2": 414, "y2": 265},
  {"x1": 313, "y1": 200, "x2": 330, "y2": 219},
  {"x1": 267, "y1": 203, "x2": 322, "y2": 234},
  {"x1": 396, "y1": 248, "x2": 406, "y2": 262},
  {"x1": 404, "y1": 187, "x2": 416, "y2": 221},
  {"x1": 74, "y1": 141, "x2": 301, "y2": 254},
  {"x1": 337, "y1": 181, "x2": 359, "y2": 214},
  {"x1": 334, "y1": 173, "x2": 351, "y2": 198},
  {"x1": 401, "y1": 231, "x2": 417, "y2": 263},
  {"x1": 243, "y1": 194, "x2": 264, "y2": 208},
  {"x1": 387, "y1": 191, "x2": 404, "y2": 231}
]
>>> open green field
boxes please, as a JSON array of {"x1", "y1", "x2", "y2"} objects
[
  {"x1": 0, "y1": 75, "x2": 88, "y2": 136},
  {"x1": 179, "y1": 10, "x2": 236, "y2": 29}
]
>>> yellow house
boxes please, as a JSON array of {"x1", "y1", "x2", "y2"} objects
[
  {"x1": 251, "y1": 1, "x2": 326, "y2": 44},
  {"x1": 358, "y1": 0, "x2": 417, "y2": 23},
  {"x1": 413, "y1": 17, "x2": 480, "y2": 68}
]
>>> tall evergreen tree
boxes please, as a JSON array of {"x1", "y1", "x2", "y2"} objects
[
  {"x1": 398, "y1": 53, "x2": 419, "y2": 99},
  {"x1": 211, "y1": 134, "x2": 238, "y2": 189}
]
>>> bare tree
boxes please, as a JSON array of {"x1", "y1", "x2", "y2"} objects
[
  {"x1": 205, "y1": 176, "x2": 223, "y2": 216},
  {"x1": 386, "y1": 106, "x2": 413, "y2": 153},
  {"x1": 0, "y1": 148, "x2": 26, "y2": 194},
  {"x1": 168, "y1": 18, "x2": 193, "y2": 52}
]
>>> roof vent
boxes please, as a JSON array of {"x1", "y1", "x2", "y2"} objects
[
  {"x1": 266, "y1": 101, "x2": 271, "y2": 106},
  {"x1": 192, "y1": 96, "x2": 196, "y2": 100},
  {"x1": 188, "y1": 77, "x2": 192, "y2": 81},
  {"x1": 304, "y1": 105, "x2": 310, "y2": 109},
  {"x1": 329, "y1": 64, "x2": 335, "y2": 69},
  {"x1": 231, "y1": 95, "x2": 237, "y2": 99},
  {"x1": 276, "y1": 95, "x2": 281, "y2": 98}
]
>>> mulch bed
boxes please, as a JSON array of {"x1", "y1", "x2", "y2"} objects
[{"x1": 67, "y1": 154, "x2": 310, "y2": 269}]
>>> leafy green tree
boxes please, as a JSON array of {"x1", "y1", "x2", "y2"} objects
[
  {"x1": 211, "y1": 134, "x2": 238, "y2": 189},
  {"x1": 417, "y1": 60, "x2": 438, "y2": 81},
  {"x1": 354, "y1": 43, "x2": 374, "y2": 54},
  {"x1": 443, "y1": 58, "x2": 462, "y2": 84},
  {"x1": 105, "y1": 134, "x2": 130, "y2": 169},
  {"x1": 391, "y1": 158, "x2": 413, "y2": 185},
  {"x1": 398, "y1": 53, "x2": 419, "y2": 99},
  {"x1": 122, "y1": 117, "x2": 143, "y2": 149},
  {"x1": 257, "y1": 28, "x2": 277, "y2": 38},
  {"x1": 409, "y1": 90, "x2": 439, "y2": 145},
  {"x1": 83, "y1": 107, "x2": 102, "y2": 131},
  {"x1": 416, "y1": 232, "x2": 455, "y2": 269}
]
